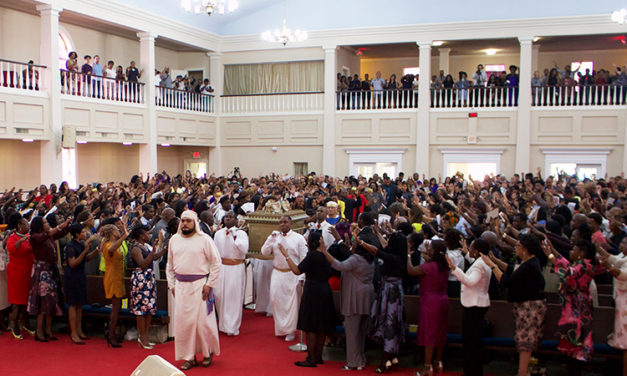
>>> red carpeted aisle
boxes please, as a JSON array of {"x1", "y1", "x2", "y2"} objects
[{"x1": 0, "y1": 310, "x2": 464, "y2": 375}]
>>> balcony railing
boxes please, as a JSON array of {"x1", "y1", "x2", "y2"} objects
[
  {"x1": 60, "y1": 69, "x2": 145, "y2": 104},
  {"x1": 221, "y1": 92, "x2": 324, "y2": 114},
  {"x1": 1, "y1": 59, "x2": 46, "y2": 92},
  {"x1": 430, "y1": 86, "x2": 520, "y2": 108},
  {"x1": 532, "y1": 84, "x2": 626, "y2": 107},
  {"x1": 337, "y1": 89, "x2": 417, "y2": 110},
  {"x1": 156, "y1": 87, "x2": 215, "y2": 113}
]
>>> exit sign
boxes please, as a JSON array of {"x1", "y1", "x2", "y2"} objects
[
  {"x1": 467, "y1": 136, "x2": 477, "y2": 144},
  {"x1": 192, "y1": 152, "x2": 200, "y2": 158}
]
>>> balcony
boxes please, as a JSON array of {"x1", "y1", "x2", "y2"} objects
[
  {"x1": 0, "y1": 59, "x2": 46, "y2": 93},
  {"x1": 60, "y1": 69, "x2": 145, "y2": 104},
  {"x1": 531, "y1": 84, "x2": 625, "y2": 107},
  {"x1": 220, "y1": 92, "x2": 324, "y2": 114},
  {"x1": 156, "y1": 87, "x2": 215, "y2": 113}
]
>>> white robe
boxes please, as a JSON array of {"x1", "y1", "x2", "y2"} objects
[
  {"x1": 260, "y1": 230, "x2": 308, "y2": 336},
  {"x1": 304, "y1": 220, "x2": 336, "y2": 248},
  {"x1": 251, "y1": 258, "x2": 274, "y2": 315},
  {"x1": 166, "y1": 233, "x2": 222, "y2": 360},
  {"x1": 213, "y1": 227, "x2": 249, "y2": 336}
]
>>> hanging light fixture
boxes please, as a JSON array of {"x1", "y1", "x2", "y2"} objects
[
  {"x1": 613, "y1": 9, "x2": 627, "y2": 24},
  {"x1": 182, "y1": 0, "x2": 238, "y2": 16},
  {"x1": 261, "y1": 0, "x2": 307, "y2": 45}
]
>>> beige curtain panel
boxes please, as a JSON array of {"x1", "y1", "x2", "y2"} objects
[{"x1": 224, "y1": 61, "x2": 323, "y2": 95}]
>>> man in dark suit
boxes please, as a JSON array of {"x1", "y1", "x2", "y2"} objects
[
  {"x1": 199, "y1": 210, "x2": 215, "y2": 238},
  {"x1": 382, "y1": 176, "x2": 399, "y2": 206},
  {"x1": 355, "y1": 211, "x2": 383, "y2": 289}
]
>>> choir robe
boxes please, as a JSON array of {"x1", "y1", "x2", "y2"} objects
[
  {"x1": 260, "y1": 230, "x2": 308, "y2": 336},
  {"x1": 213, "y1": 227, "x2": 249, "y2": 336},
  {"x1": 166, "y1": 232, "x2": 222, "y2": 361}
]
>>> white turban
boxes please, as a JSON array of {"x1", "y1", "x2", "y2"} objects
[{"x1": 178, "y1": 210, "x2": 203, "y2": 236}]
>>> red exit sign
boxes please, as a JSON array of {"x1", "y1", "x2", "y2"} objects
[{"x1": 192, "y1": 152, "x2": 200, "y2": 158}]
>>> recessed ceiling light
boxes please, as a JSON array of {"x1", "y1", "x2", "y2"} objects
[
  {"x1": 22, "y1": 139, "x2": 34, "y2": 142},
  {"x1": 432, "y1": 41, "x2": 444, "y2": 46},
  {"x1": 77, "y1": 141, "x2": 88, "y2": 144},
  {"x1": 123, "y1": 142, "x2": 133, "y2": 146},
  {"x1": 161, "y1": 144, "x2": 170, "y2": 147},
  {"x1": 485, "y1": 49, "x2": 497, "y2": 55},
  {"x1": 533, "y1": 37, "x2": 540, "y2": 42}
]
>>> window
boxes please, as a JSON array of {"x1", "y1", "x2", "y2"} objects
[
  {"x1": 485, "y1": 64, "x2": 506, "y2": 78},
  {"x1": 447, "y1": 162, "x2": 497, "y2": 180},
  {"x1": 572, "y1": 61, "x2": 594, "y2": 83},
  {"x1": 294, "y1": 162, "x2": 308, "y2": 177},
  {"x1": 542, "y1": 148, "x2": 610, "y2": 180},
  {"x1": 58, "y1": 27, "x2": 75, "y2": 69},
  {"x1": 549, "y1": 163, "x2": 600, "y2": 180},
  {"x1": 439, "y1": 147, "x2": 505, "y2": 178},
  {"x1": 404, "y1": 67, "x2": 420, "y2": 76},
  {"x1": 345, "y1": 148, "x2": 406, "y2": 179}
]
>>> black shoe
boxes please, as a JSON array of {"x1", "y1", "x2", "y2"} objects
[
  {"x1": 295, "y1": 360, "x2": 317, "y2": 367},
  {"x1": 316, "y1": 359, "x2": 324, "y2": 365}
]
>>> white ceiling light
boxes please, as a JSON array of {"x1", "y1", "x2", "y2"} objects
[
  {"x1": 533, "y1": 37, "x2": 540, "y2": 42},
  {"x1": 485, "y1": 49, "x2": 497, "y2": 55},
  {"x1": 432, "y1": 41, "x2": 444, "y2": 46},
  {"x1": 262, "y1": 0, "x2": 307, "y2": 45},
  {"x1": 22, "y1": 139, "x2": 34, "y2": 143},
  {"x1": 77, "y1": 140, "x2": 88, "y2": 144},
  {"x1": 161, "y1": 144, "x2": 170, "y2": 147},
  {"x1": 613, "y1": 9, "x2": 627, "y2": 24},
  {"x1": 123, "y1": 142, "x2": 133, "y2": 146},
  {"x1": 182, "y1": 0, "x2": 238, "y2": 16}
]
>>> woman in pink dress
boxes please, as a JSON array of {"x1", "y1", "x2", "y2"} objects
[
  {"x1": 544, "y1": 239, "x2": 595, "y2": 376},
  {"x1": 407, "y1": 239, "x2": 450, "y2": 376}
]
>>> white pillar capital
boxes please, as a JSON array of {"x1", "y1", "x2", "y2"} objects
[
  {"x1": 518, "y1": 36, "x2": 535, "y2": 45},
  {"x1": 323, "y1": 45, "x2": 338, "y2": 52},
  {"x1": 36, "y1": 4, "x2": 63, "y2": 15},
  {"x1": 438, "y1": 48, "x2": 451, "y2": 54},
  {"x1": 417, "y1": 42, "x2": 433, "y2": 49},
  {"x1": 207, "y1": 52, "x2": 221, "y2": 59},
  {"x1": 137, "y1": 31, "x2": 158, "y2": 41}
]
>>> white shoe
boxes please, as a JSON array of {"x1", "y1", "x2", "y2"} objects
[{"x1": 285, "y1": 333, "x2": 296, "y2": 341}]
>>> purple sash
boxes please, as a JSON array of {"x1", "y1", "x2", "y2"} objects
[{"x1": 175, "y1": 274, "x2": 214, "y2": 315}]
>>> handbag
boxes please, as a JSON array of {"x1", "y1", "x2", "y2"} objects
[{"x1": 0, "y1": 244, "x2": 7, "y2": 272}]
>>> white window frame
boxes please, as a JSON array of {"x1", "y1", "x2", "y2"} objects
[
  {"x1": 542, "y1": 148, "x2": 611, "y2": 179},
  {"x1": 345, "y1": 148, "x2": 406, "y2": 177},
  {"x1": 438, "y1": 147, "x2": 506, "y2": 178}
]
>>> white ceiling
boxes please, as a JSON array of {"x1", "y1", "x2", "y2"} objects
[{"x1": 105, "y1": 0, "x2": 627, "y2": 36}]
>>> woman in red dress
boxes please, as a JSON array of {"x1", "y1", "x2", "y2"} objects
[{"x1": 5, "y1": 215, "x2": 35, "y2": 340}]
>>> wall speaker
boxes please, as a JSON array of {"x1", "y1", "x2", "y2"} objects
[
  {"x1": 62, "y1": 126, "x2": 76, "y2": 149},
  {"x1": 130, "y1": 355, "x2": 184, "y2": 376}
]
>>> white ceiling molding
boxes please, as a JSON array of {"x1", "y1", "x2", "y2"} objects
[
  {"x1": 345, "y1": 148, "x2": 406, "y2": 177},
  {"x1": 438, "y1": 147, "x2": 506, "y2": 177},
  {"x1": 541, "y1": 147, "x2": 612, "y2": 178}
]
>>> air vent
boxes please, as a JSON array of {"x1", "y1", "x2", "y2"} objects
[{"x1": 15, "y1": 128, "x2": 29, "y2": 134}]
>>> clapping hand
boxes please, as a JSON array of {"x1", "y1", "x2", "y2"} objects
[
  {"x1": 481, "y1": 253, "x2": 495, "y2": 269},
  {"x1": 277, "y1": 243, "x2": 289, "y2": 258},
  {"x1": 445, "y1": 254, "x2": 456, "y2": 270}
]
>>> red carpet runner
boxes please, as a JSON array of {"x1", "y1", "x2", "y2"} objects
[{"x1": 0, "y1": 310, "x2": 464, "y2": 375}]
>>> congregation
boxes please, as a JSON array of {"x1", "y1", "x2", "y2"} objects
[{"x1": 0, "y1": 168, "x2": 626, "y2": 375}]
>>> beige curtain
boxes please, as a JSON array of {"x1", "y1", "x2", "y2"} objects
[{"x1": 224, "y1": 61, "x2": 323, "y2": 95}]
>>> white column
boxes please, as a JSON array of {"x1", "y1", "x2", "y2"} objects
[
  {"x1": 37, "y1": 4, "x2": 64, "y2": 186},
  {"x1": 209, "y1": 52, "x2": 223, "y2": 176},
  {"x1": 515, "y1": 37, "x2": 534, "y2": 174},
  {"x1": 323, "y1": 46, "x2": 338, "y2": 176},
  {"x1": 532, "y1": 44, "x2": 541, "y2": 75},
  {"x1": 138, "y1": 32, "x2": 158, "y2": 176},
  {"x1": 417, "y1": 42, "x2": 432, "y2": 178},
  {"x1": 438, "y1": 48, "x2": 451, "y2": 75}
]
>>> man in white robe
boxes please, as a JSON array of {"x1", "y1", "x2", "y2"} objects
[
  {"x1": 166, "y1": 210, "x2": 221, "y2": 370},
  {"x1": 213, "y1": 211, "x2": 249, "y2": 336},
  {"x1": 304, "y1": 206, "x2": 336, "y2": 247},
  {"x1": 261, "y1": 215, "x2": 308, "y2": 341}
]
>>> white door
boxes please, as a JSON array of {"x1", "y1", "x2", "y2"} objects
[
  {"x1": 576, "y1": 164, "x2": 601, "y2": 180},
  {"x1": 354, "y1": 163, "x2": 375, "y2": 179}
]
